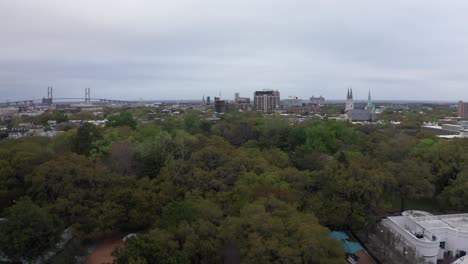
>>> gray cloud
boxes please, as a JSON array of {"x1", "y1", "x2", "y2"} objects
[{"x1": 1, "y1": 0, "x2": 468, "y2": 101}]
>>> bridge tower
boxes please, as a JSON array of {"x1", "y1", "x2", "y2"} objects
[
  {"x1": 47, "y1": 86, "x2": 53, "y2": 100},
  {"x1": 42, "y1": 86, "x2": 53, "y2": 105},
  {"x1": 85, "y1": 88, "x2": 91, "y2": 103}
]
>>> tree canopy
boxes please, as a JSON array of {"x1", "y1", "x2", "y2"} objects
[{"x1": 0, "y1": 108, "x2": 466, "y2": 262}]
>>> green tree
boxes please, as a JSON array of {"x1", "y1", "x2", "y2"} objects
[
  {"x1": 302, "y1": 121, "x2": 356, "y2": 154},
  {"x1": 385, "y1": 159, "x2": 434, "y2": 211},
  {"x1": 417, "y1": 139, "x2": 468, "y2": 195},
  {"x1": 73, "y1": 123, "x2": 102, "y2": 155},
  {"x1": 438, "y1": 169, "x2": 468, "y2": 211},
  {"x1": 316, "y1": 159, "x2": 390, "y2": 229},
  {"x1": 29, "y1": 153, "x2": 157, "y2": 240},
  {"x1": 107, "y1": 112, "x2": 137, "y2": 129},
  {"x1": 114, "y1": 196, "x2": 224, "y2": 264},
  {"x1": 257, "y1": 117, "x2": 291, "y2": 150},
  {"x1": 48, "y1": 128, "x2": 77, "y2": 154},
  {"x1": 222, "y1": 197, "x2": 344, "y2": 264},
  {"x1": 133, "y1": 130, "x2": 173, "y2": 178},
  {"x1": 173, "y1": 130, "x2": 198, "y2": 160},
  {"x1": 0, "y1": 198, "x2": 62, "y2": 261},
  {"x1": 375, "y1": 133, "x2": 416, "y2": 162},
  {"x1": 113, "y1": 229, "x2": 189, "y2": 264},
  {"x1": 183, "y1": 111, "x2": 202, "y2": 134},
  {"x1": 211, "y1": 119, "x2": 257, "y2": 146},
  {"x1": 0, "y1": 137, "x2": 51, "y2": 209}
]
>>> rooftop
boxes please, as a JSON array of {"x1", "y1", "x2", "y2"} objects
[
  {"x1": 454, "y1": 256, "x2": 468, "y2": 264},
  {"x1": 414, "y1": 214, "x2": 468, "y2": 231}
]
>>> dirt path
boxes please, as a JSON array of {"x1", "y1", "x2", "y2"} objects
[{"x1": 86, "y1": 237, "x2": 125, "y2": 264}]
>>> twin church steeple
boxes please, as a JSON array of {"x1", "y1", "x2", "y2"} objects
[
  {"x1": 345, "y1": 88, "x2": 354, "y2": 112},
  {"x1": 345, "y1": 88, "x2": 375, "y2": 113}
]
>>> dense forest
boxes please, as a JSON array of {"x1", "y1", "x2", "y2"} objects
[{"x1": 1, "y1": 110, "x2": 467, "y2": 263}]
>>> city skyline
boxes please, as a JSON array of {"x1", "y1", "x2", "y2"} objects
[{"x1": 2, "y1": 1, "x2": 468, "y2": 101}]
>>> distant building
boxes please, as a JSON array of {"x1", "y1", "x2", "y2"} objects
[
  {"x1": 282, "y1": 96, "x2": 320, "y2": 114},
  {"x1": 0, "y1": 107, "x2": 19, "y2": 117},
  {"x1": 69, "y1": 103, "x2": 104, "y2": 112},
  {"x1": 42, "y1": 98, "x2": 53, "y2": 105},
  {"x1": 288, "y1": 104, "x2": 320, "y2": 115},
  {"x1": 237, "y1": 98, "x2": 250, "y2": 111},
  {"x1": 234, "y1": 93, "x2": 251, "y2": 111},
  {"x1": 422, "y1": 122, "x2": 468, "y2": 139},
  {"x1": 346, "y1": 109, "x2": 373, "y2": 122},
  {"x1": 344, "y1": 89, "x2": 375, "y2": 122},
  {"x1": 234, "y1": 93, "x2": 240, "y2": 102},
  {"x1": 310, "y1": 96, "x2": 325, "y2": 106},
  {"x1": 383, "y1": 210, "x2": 468, "y2": 264},
  {"x1": 345, "y1": 88, "x2": 354, "y2": 112},
  {"x1": 282, "y1": 96, "x2": 303, "y2": 109},
  {"x1": 364, "y1": 90, "x2": 376, "y2": 112},
  {"x1": 214, "y1": 97, "x2": 228, "y2": 113},
  {"x1": 458, "y1": 101, "x2": 468, "y2": 119},
  {"x1": 254, "y1": 90, "x2": 280, "y2": 113},
  {"x1": 206, "y1": 96, "x2": 211, "y2": 105}
]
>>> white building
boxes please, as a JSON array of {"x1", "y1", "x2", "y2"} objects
[
  {"x1": 383, "y1": 210, "x2": 468, "y2": 264},
  {"x1": 454, "y1": 255, "x2": 468, "y2": 264}
]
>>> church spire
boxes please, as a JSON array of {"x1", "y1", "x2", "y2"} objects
[
  {"x1": 345, "y1": 87, "x2": 354, "y2": 112},
  {"x1": 366, "y1": 90, "x2": 374, "y2": 111}
]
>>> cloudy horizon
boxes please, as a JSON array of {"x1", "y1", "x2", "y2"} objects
[{"x1": 2, "y1": 0, "x2": 468, "y2": 102}]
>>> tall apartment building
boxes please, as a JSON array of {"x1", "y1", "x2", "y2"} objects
[
  {"x1": 458, "y1": 101, "x2": 468, "y2": 119},
  {"x1": 253, "y1": 90, "x2": 280, "y2": 113},
  {"x1": 214, "y1": 97, "x2": 228, "y2": 113}
]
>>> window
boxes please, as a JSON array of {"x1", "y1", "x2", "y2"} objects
[{"x1": 439, "y1": 241, "x2": 445, "y2": 249}]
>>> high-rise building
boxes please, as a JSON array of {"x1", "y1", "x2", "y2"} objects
[
  {"x1": 214, "y1": 97, "x2": 228, "y2": 113},
  {"x1": 458, "y1": 101, "x2": 468, "y2": 119},
  {"x1": 253, "y1": 90, "x2": 280, "y2": 113},
  {"x1": 206, "y1": 96, "x2": 211, "y2": 105},
  {"x1": 345, "y1": 88, "x2": 354, "y2": 112}
]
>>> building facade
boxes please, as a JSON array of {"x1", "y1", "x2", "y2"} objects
[
  {"x1": 383, "y1": 211, "x2": 468, "y2": 264},
  {"x1": 458, "y1": 101, "x2": 468, "y2": 119},
  {"x1": 282, "y1": 96, "x2": 303, "y2": 109},
  {"x1": 237, "y1": 98, "x2": 250, "y2": 111},
  {"x1": 234, "y1": 93, "x2": 251, "y2": 111},
  {"x1": 288, "y1": 104, "x2": 321, "y2": 114},
  {"x1": 253, "y1": 90, "x2": 280, "y2": 113},
  {"x1": 310, "y1": 96, "x2": 325, "y2": 106},
  {"x1": 214, "y1": 97, "x2": 228, "y2": 113}
]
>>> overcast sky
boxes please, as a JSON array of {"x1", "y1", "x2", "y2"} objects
[{"x1": 1, "y1": 0, "x2": 468, "y2": 101}]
